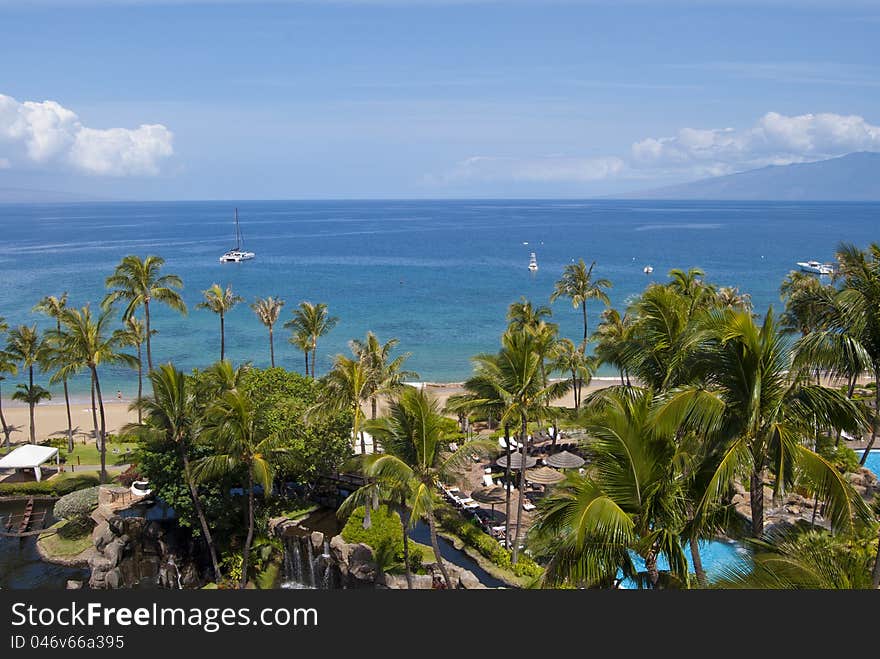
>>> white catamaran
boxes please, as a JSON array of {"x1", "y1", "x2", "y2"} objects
[
  {"x1": 219, "y1": 208, "x2": 255, "y2": 263},
  {"x1": 528, "y1": 252, "x2": 538, "y2": 272}
]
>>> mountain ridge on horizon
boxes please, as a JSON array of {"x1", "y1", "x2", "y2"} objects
[{"x1": 612, "y1": 151, "x2": 880, "y2": 201}]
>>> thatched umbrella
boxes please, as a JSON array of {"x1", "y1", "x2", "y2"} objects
[
  {"x1": 524, "y1": 465, "x2": 565, "y2": 485},
  {"x1": 545, "y1": 450, "x2": 585, "y2": 470},
  {"x1": 495, "y1": 453, "x2": 538, "y2": 470},
  {"x1": 470, "y1": 485, "x2": 508, "y2": 519}
]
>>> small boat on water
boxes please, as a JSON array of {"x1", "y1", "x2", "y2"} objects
[
  {"x1": 643, "y1": 265, "x2": 654, "y2": 274},
  {"x1": 219, "y1": 208, "x2": 255, "y2": 263},
  {"x1": 797, "y1": 260, "x2": 833, "y2": 276},
  {"x1": 528, "y1": 252, "x2": 538, "y2": 272}
]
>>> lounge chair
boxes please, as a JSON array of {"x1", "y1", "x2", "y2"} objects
[
  {"x1": 482, "y1": 474, "x2": 495, "y2": 487},
  {"x1": 521, "y1": 500, "x2": 536, "y2": 511}
]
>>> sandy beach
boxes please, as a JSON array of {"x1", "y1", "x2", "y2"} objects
[{"x1": 0, "y1": 377, "x2": 628, "y2": 448}]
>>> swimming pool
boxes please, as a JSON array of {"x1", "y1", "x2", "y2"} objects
[
  {"x1": 862, "y1": 450, "x2": 879, "y2": 478},
  {"x1": 620, "y1": 539, "x2": 750, "y2": 589}
]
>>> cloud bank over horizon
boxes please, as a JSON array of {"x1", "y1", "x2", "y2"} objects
[
  {"x1": 438, "y1": 111, "x2": 880, "y2": 186},
  {"x1": 0, "y1": 94, "x2": 174, "y2": 177}
]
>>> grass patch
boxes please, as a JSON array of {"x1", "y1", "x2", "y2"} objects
[
  {"x1": 38, "y1": 519, "x2": 95, "y2": 558},
  {"x1": 57, "y1": 441, "x2": 137, "y2": 467}
]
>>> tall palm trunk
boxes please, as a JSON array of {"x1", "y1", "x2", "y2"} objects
[
  {"x1": 859, "y1": 372, "x2": 879, "y2": 466},
  {"x1": 91, "y1": 366, "x2": 108, "y2": 484},
  {"x1": 398, "y1": 499, "x2": 413, "y2": 589},
  {"x1": 427, "y1": 510, "x2": 452, "y2": 589},
  {"x1": 180, "y1": 447, "x2": 221, "y2": 580},
  {"x1": 512, "y1": 415, "x2": 528, "y2": 564},
  {"x1": 645, "y1": 548, "x2": 660, "y2": 588},
  {"x1": 371, "y1": 397, "x2": 378, "y2": 420},
  {"x1": 571, "y1": 368, "x2": 579, "y2": 410},
  {"x1": 268, "y1": 325, "x2": 275, "y2": 368},
  {"x1": 28, "y1": 365, "x2": 35, "y2": 443},
  {"x1": 136, "y1": 342, "x2": 143, "y2": 425},
  {"x1": 241, "y1": 465, "x2": 255, "y2": 589},
  {"x1": 0, "y1": 381, "x2": 10, "y2": 449},
  {"x1": 56, "y1": 317, "x2": 74, "y2": 453},
  {"x1": 581, "y1": 300, "x2": 588, "y2": 343},
  {"x1": 144, "y1": 298, "x2": 153, "y2": 371},
  {"x1": 311, "y1": 345, "x2": 317, "y2": 378},
  {"x1": 750, "y1": 466, "x2": 765, "y2": 538},
  {"x1": 503, "y1": 425, "x2": 512, "y2": 550},
  {"x1": 303, "y1": 351, "x2": 309, "y2": 377},
  {"x1": 689, "y1": 537, "x2": 706, "y2": 587},
  {"x1": 219, "y1": 311, "x2": 226, "y2": 362}
]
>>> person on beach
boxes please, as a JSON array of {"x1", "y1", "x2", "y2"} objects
[{"x1": 116, "y1": 390, "x2": 122, "y2": 401}]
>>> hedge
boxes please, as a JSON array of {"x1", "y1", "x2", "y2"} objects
[
  {"x1": 341, "y1": 505, "x2": 423, "y2": 573},
  {"x1": 53, "y1": 486, "x2": 100, "y2": 520},
  {"x1": 0, "y1": 473, "x2": 101, "y2": 497}
]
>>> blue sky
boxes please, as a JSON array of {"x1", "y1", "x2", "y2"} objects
[{"x1": 1, "y1": 0, "x2": 879, "y2": 199}]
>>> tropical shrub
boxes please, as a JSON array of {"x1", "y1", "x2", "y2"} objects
[
  {"x1": 341, "y1": 504, "x2": 423, "y2": 572},
  {"x1": 0, "y1": 473, "x2": 100, "y2": 497},
  {"x1": 53, "y1": 486, "x2": 100, "y2": 520}
]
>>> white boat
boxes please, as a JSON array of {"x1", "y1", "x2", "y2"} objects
[
  {"x1": 219, "y1": 208, "x2": 255, "y2": 263},
  {"x1": 797, "y1": 260, "x2": 833, "y2": 276},
  {"x1": 643, "y1": 265, "x2": 654, "y2": 274},
  {"x1": 528, "y1": 252, "x2": 538, "y2": 272}
]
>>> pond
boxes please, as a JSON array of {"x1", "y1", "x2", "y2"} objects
[
  {"x1": 408, "y1": 520, "x2": 508, "y2": 588},
  {"x1": 0, "y1": 499, "x2": 90, "y2": 589}
]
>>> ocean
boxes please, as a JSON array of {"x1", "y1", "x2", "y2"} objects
[{"x1": 0, "y1": 199, "x2": 877, "y2": 402}]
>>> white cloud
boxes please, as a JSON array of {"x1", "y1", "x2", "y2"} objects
[
  {"x1": 0, "y1": 93, "x2": 173, "y2": 176},
  {"x1": 440, "y1": 155, "x2": 625, "y2": 183},
  {"x1": 630, "y1": 111, "x2": 880, "y2": 172}
]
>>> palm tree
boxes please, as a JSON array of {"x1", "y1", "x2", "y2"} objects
[
  {"x1": 482, "y1": 328, "x2": 570, "y2": 564},
  {"x1": 46, "y1": 305, "x2": 137, "y2": 483},
  {"x1": 284, "y1": 302, "x2": 338, "y2": 378},
  {"x1": 552, "y1": 338, "x2": 593, "y2": 411},
  {"x1": 550, "y1": 259, "x2": 612, "y2": 342},
  {"x1": 117, "y1": 316, "x2": 154, "y2": 424},
  {"x1": 319, "y1": 353, "x2": 371, "y2": 455},
  {"x1": 658, "y1": 308, "x2": 870, "y2": 539},
  {"x1": 103, "y1": 255, "x2": 187, "y2": 371},
  {"x1": 197, "y1": 284, "x2": 244, "y2": 362},
  {"x1": 251, "y1": 297, "x2": 285, "y2": 368},
  {"x1": 361, "y1": 387, "x2": 494, "y2": 588},
  {"x1": 445, "y1": 354, "x2": 517, "y2": 549},
  {"x1": 11, "y1": 384, "x2": 52, "y2": 442},
  {"x1": 3, "y1": 325, "x2": 47, "y2": 443},
  {"x1": 715, "y1": 286, "x2": 752, "y2": 312},
  {"x1": 122, "y1": 364, "x2": 222, "y2": 580},
  {"x1": 592, "y1": 308, "x2": 633, "y2": 386},
  {"x1": 289, "y1": 329, "x2": 312, "y2": 377},
  {"x1": 349, "y1": 332, "x2": 417, "y2": 420},
  {"x1": 507, "y1": 297, "x2": 555, "y2": 333},
  {"x1": 193, "y1": 388, "x2": 283, "y2": 589},
  {"x1": 0, "y1": 349, "x2": 16, "y2": 449},
  {"x1": 34, "y1": 293, "x2": 75, "y2": 452},
  {"x1": 530, "y1": 388, "x2": 689, "y2": 588}
]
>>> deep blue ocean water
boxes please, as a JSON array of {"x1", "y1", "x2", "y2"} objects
[{"x1": 1, "y1": 199, "x2": 878, "y2": 401}]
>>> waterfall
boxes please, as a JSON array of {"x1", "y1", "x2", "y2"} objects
[
  {"x1": 305, "y1": 540, "x2": 316, "y2": 588},
  {"x1": 280, "y1": 533, "x2": 341, "y2": 590}
]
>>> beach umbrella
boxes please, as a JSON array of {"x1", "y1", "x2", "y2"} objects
[
  {"x1": 545, "y1": 450, "x2": 585, "y2": 470},
  {"x1": 524, "y1": 466, "x2": 565, "y2": 485},
  {"x1": 470, "y1": 485, "x2": 508, "y2": 520},
  {"x1": 495, "y1": 453, "x2": 537, "y2": 470}
]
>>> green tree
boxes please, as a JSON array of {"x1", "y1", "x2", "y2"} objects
[
  {"x1": 361, "y1": 387, "x2": 493, "y2": 588},
  {"x1": 284, "y1": 302, "x2": 338, "y2": 378},
  {"x1": 34, "y1": 293, "x2": 75, "y2": 451},
  {"x1": 552, "y1": 338, "x2": 594, "y2": 412},
  {"x1": 46, "y1": 306, "x2": 137, "y2": 483},
  {"x1": 117, "y1": 316, "x2": 154, "y2": 424},
  {"x1": 197, "y1": 284, "x2": 244, "y2": 362},
  {"x1": 659, "y1": 308, "x2": 870, "y2": 539},
  {"x1": 289, "y1": 329, "x2": 312, "y2": 377},
  {"x1": 251, "y1": 297, "x2": 285, "y2": 368},
  {"x1": 123, "y1": 364, "x2": 222, "y2": 580},
  {"x1": 3, "y1": 325, "x2": 48, "y2": 443},
  {"x1": 592, "y1": 308, "x2": 633, "y2": 386},
  {"x1": 349, "y1": 332, "x2": 417, "y2": 420},
  {"x1": 550, "y1": 259, "x2": 612, "y2": 342},
  {"x1": 531, "y1": 388, "x2": 689, "y2": 588},
  {"x1": 193, "y1": 388, "x2": 284, "y2": 589},
  {"x1": 103, "y1": 255, "x2": 187, "y2": 371},
  {"x1": 0, "y1": 344, "x2": 16, "y2": 449},
  {"x1": 318, "y1": 353, "x2": 371, "y2": 456}
]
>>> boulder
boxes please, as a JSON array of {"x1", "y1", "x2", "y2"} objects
[
  {"x1": 66, "y1": 580, "x2": 83, "y2": 589},
  {"x1": 103, "y1": 538, "x2": 127, "y2": 567},
  {"x1": 88, "y1": 555, "x2": 115, "y2": 572},
  {"x1": 458, "y1": 570, "x2": 486, "y2": 589},
  {"x1": 348, "y1": 543, "x2": 377, "y2": 583},
  {"x1": 105, "y1": 568, "x2": 122, "y2": 589},
  {"x1": 107, "y1": 515, "x2": 125, "y2": 536},
  {"x1": 310, "y1": 531, "x2": 325, "y2": 554},
  {"x1": 94, "y1": 525, "x2": 115, "y2": 551}
]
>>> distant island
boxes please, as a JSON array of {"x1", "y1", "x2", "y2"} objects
[{"x1": 616, "y1": 151, "x2": 880, "y2": 201}]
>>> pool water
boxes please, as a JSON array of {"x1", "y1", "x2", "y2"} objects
[
  {"x1": 620, "y1": 539, "x2": 749, "y2": 589},
  {"x1": 862, "y1": 450, "x2": 879, "y2": 478}
]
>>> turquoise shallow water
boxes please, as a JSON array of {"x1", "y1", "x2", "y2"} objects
[
  {"x1": 863, "y1": 450, "x2": 880, "y2": 478},
  {"x1": 0, "y1": 199, "x2": 878, "y2": 400}
]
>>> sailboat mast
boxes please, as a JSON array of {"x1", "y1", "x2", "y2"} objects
[{"x1": 234, "y1": 207, "x2": 241, "y2": 249}]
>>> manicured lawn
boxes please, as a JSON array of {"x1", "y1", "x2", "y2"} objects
[
  {"x1": 59, "y1": 441, "x2": 137, "y2": 467},
  {"x1": 38, "y1": 519, "x2": 94, "y2": 558}
]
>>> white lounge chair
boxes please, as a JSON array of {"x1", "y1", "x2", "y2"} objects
[
  {"x1": 482, "y1": 474, "x2": 495, "y2": 487},
  {"x1": 522, "y1": 500, "x2": 536, "y2": 511}
]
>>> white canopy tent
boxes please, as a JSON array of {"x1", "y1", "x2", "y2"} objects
[{"x1": 0, "y1": 444, "x2": 60, "y2": 482}]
